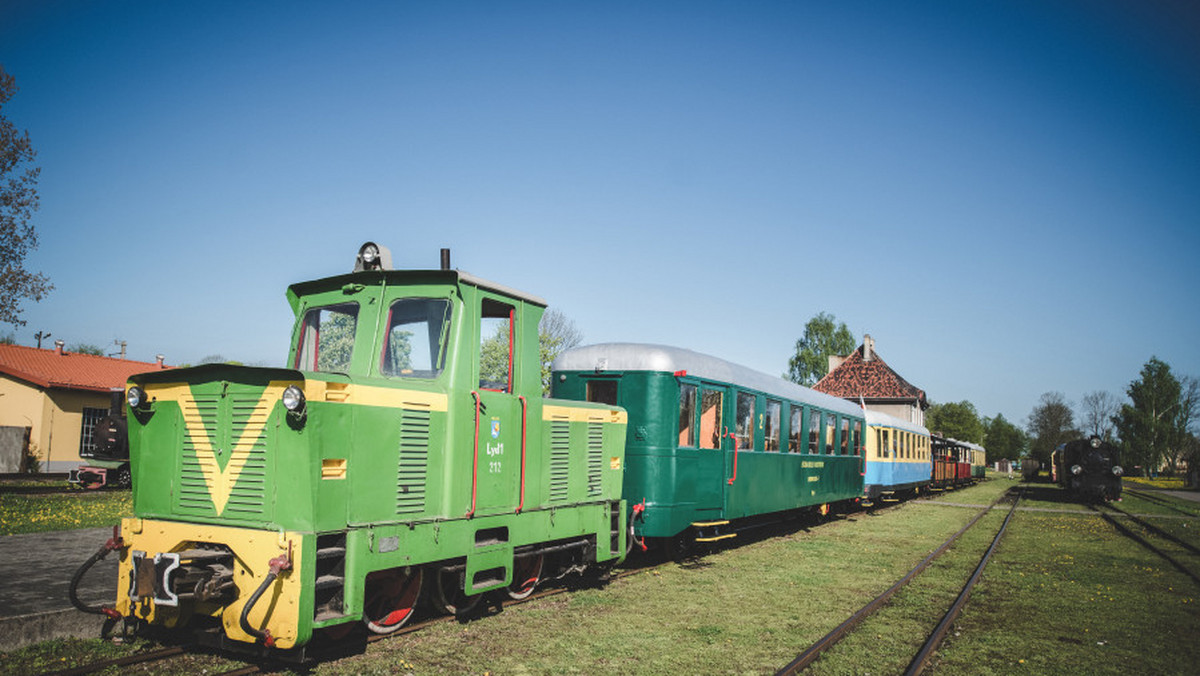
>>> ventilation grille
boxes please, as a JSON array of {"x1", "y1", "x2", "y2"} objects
[
  {"x1": 396, "y1": 406, "x2": 431, "y2": 515},
  {"x1": 178, "y1": 391, "x2": 268, "y2": 517},
  {"x1": 586, "y1": 419, "x2": 604, "y2": 496},
  {"x1": 549, "y1": 417, "x2": 570, "y2": 502}
]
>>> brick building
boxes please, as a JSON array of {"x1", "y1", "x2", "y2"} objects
[{"x1": 813, "y1": 335, "x2": 929, "y2": 426}]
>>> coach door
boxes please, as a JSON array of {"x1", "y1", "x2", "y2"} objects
[{"x1": 692, "y1": 384, "x2": 727, "y2": 518}]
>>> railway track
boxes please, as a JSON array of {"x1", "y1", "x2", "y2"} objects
[
  {"x1": 777, "y1": 486, "x2": 1022, "y2": 676},
  {"x1": 40, "y1": 563, "x2": 660, "y2": 676},
  {"x1": 1089, "y1": 502, "x2": 1200, "y2": 588}
]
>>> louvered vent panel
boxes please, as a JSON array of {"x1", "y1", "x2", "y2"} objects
[
  {"x1": 178, "y1": 393, "x2": 221, "y2": 512},
  {"x1": 223, "y1": 392, "x2": 268, "y2": 516},
  {"x1": 549, "y1": 417, "x2": 571, "y2": 502},
  {"x1": 176, "y1": 390, "x2": 268, "y2": 517},
  {"x1": 396, "y1": 406, "x2": 430, "y2": 515},
  {"x1": 586, "y1": 419, "x2": 604, "y2": 497}
]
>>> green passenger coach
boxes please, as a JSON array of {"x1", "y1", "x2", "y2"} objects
[
  {"x1": 551, "y1": 343, "x2": 866, "y2": 551},
  {"x1": 108, "y1": 244, "x2": 627, "y2": 653}
]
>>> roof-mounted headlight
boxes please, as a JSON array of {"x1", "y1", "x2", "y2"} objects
[
  {"x1": 127, "y1": 386, "x2": 147, "y2": 410},
  {"x1": 354, "y1": 241, "x2": 393, "y2": 271},
  {"x1": 1090, "y1": 436, "x2": 1102, "y2": 448},
  {"x1": 282, "y1": 385, "x2": 306, "y2": 413}
]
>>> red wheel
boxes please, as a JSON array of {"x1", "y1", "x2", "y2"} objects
[
  {"x1": 817, "y1": 503, "x2": 830, "y2": 517},
  {"x1": 363, "y1": 567, "x2": 422, "y2": 634},
  {"x1": 435, "y1": 567, "x2": 482, "y2": 615},
  {"x1": 507, "y1": 554, "x2": 544, "y2": 600}
]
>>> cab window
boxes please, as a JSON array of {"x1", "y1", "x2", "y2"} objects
[
  {"x1": 479, "y1": 299, "x2": 515, "y2": 391},
  {"x1": 295, "y1": 303, "x2": 358, "y2": 373},
  {"x1": 381, "y1": 298, "x2": 451, "y2": 378},
  {"x1": 587, "y1": 380, "x2": 618, "y2": 406}
]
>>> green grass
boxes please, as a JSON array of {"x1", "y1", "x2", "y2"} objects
[
  {"x1": 0, "y1": 490, "x2": 132, "y2": 535},
  {"x1": 3, "y1": 478, "x2": 1196, "y2": 675}
]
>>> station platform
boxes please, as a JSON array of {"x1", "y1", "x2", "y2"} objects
[{"x1": 0, "y1": 526, "x2": 119, "y2": 652}]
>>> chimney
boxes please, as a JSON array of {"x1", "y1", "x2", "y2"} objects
[
  {"x1": 828, "y1": 354, "x2": 846, "y2": 373},
  {"x1": 440, "y1": 248, "x2": 451, "y2": 271},
  {"x1": 863, "y1": 334, "x2": 875, "y2": 362},
  {"x1": 54, "y1": 340, "x2": 65, "y2": 355},
  {"x1": 156, "y1": 354, "x2": 165, "y2": 368}
]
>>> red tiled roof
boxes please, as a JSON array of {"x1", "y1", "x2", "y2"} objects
[
  {"x1": 813, "y1": 343, "x2": 927, "y2": 407},
  {"x1": 0, "y1": 343, "x2": 170, "y2": 393}
]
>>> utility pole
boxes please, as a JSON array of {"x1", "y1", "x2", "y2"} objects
[
  {"x1": 110, "y1": 339, "x2": 127, "y2": 359},
  {"x1": 34, "y1": 331, "x2": 50, "y2": 349}
]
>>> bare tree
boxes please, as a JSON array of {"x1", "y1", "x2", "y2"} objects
[
  {"x1": 1080, "y1": 390, "x2": 1119, "y2": 440},
  {"x1": 1026, "y1": 391, "x2": 1079, "y2": 465},
  {"x1": 539, "y1": 308, "x2": 583, "y2": 395}
]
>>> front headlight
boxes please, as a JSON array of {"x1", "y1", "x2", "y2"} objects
[
  {"x1": 1071, "y1": 464, "x2": 1082, "y2": 476},
  {"x1": 1112, "y1": 465, "x2": 1124, "y2": 476},
  {"x1": 127, "y1": 386, "x2": 147, "y2": 410},
  {"x1": 282, "y1": 385, "x2": 306, "y2": 412}
]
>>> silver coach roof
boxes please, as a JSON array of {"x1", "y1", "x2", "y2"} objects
[
  {"x1": 863, "y1": 409, "x2": 931, "y2": 436},
  {"x1": 553, "y1": 343, "x2": 865, "y2": 418}
]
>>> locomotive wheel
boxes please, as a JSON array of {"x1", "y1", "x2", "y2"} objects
[
  {"x1": 363, "y1": 567, "x2": 423, "y2": 634},
  {"x1": 435, "y1": 567, "x2": 481, "y2": 616},
  {"x1": 507, "y1": 554, "x2": 544, "y2": 600}
]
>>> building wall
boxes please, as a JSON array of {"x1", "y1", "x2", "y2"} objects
[
  {"x1": 0, "y1": 374, "x2": 110, "y2": 472},
  {"x1": 866, "y1": 402, "x2": 925, "y2": 427}
]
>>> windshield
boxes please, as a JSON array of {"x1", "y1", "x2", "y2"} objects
[
  {"x1": 294, "y1": 303, "x2": 358, "y2": 373},
  {"x1": 382, "y1": 298, "x2": 452, "y2": 378}
]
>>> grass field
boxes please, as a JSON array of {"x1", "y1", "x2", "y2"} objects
[
  {"x1": 1, "y1": 478, "x2": 1197, "y2": 674},
  {"x1": 0, "y1": 484, "x2": 131, "y2": 536}
]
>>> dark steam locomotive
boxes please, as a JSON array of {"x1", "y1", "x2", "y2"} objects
[
  {"x1": 1051, "y1": 436, "x2": 1122, "y2": 502},
  {"x1": 67, "y1": 388, "x2": 131, "y2": 489}
]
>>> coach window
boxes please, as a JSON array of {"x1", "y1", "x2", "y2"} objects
[
  {"x1": 678, "y1": 383, "x2": 697, "y2": 447},
  {"x1": 765, "y1": 399, "x2": 781, "y2": 452},
  {"x1": 479, "y1": 298, "x2": 515, "y2": 392},
  {"x1": 824, "y1": 414, "x2": 836, "y2": 455},
  {"x1": 890, "y1": 430, "x2": 898, "y2": 459},
  {"x1": 382, "y1": 298, "x2": 451, "y2": 378},
  {"x1": 699, "y1": 389, "x2": 724, "y2": 450},
  {"x1": 809, "y1": 409, "x2": 821, "y2": 454},
  {"x1": 587, "y1": 380, "x2": 619, "y2": 406},
  {"x1": 735, "y1": 392, "x2": 755, "y2": 451},
  {"x1": 840, "y1": 418, "x2": 850, "y2": 455},
  {"x1": 853, "y1": 421, "x2": 863, "y2": 456},
  {"x1": 295, "y1": 302, "x2": 359, "y2": 372},
  {"x1": 789, "y1": 405, "x2": 803, "y2": 452}
]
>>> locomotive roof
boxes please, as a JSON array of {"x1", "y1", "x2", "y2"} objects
[
  {"x1": 863, "y1": 409, "x2": 931, "y2": 436},
  {"x1": 287, "y1": 268, "x2": 547, "y2": 308},
  {"x1": 554, "y1": 343, "x2": 865, "y2": 418}
]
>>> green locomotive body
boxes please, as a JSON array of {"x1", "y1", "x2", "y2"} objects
[
  {"x1": 551, "y1": 343, "x2": 865, "y2": 549},
  {"x1": 114, "y1": 246, "x2": 627, "y2": 651}
]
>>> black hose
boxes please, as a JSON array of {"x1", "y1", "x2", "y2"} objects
[
  {"x1": 69, "y1": 546, "x2": 118, "y2": 617},
  {"x1": 238, "y1": 570, "x2": 278, "y2": 645}
]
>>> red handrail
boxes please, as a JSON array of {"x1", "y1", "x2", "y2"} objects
[
  {"x1": 516, "y1": 395, "x2": 528, "y2": 513},
  {"x1": 466, "y1": 391, "x2": 481, "y2": 518}
]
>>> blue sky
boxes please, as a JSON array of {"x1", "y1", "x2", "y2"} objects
[{"x1": 2, "y1": 0, "x2": 1198, "y2": 427}]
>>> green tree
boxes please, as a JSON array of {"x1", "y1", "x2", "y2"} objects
[
  {"x1": 983, "y1": 413, "x2": 1027, "y2": 462},
  {"x1": 1025, "y1": 392, "x2": 1078, "y2": 466},
  {"x1": 479, "y1": 321, "x2": 510, "y2": 388},
  {"x1": 926, "y1": 400, "x2": 985, "y2": 443},
  {"x1": 786, "y1": 312, "x2": 855, "y2": 387},
  {"x1": 1, "y1": 66, "x2": 52, "y2": 327},
  {"x1": 68, "y1": 343, "x2": 105, "y2": 356},
  {"x1": 1114, "y1": 358, "x2": 1193, "y2": 475}
]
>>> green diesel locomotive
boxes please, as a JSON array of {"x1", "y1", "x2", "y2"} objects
[{"x1": 105, "y1": 244, "x2": 627, "y2": 652}]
